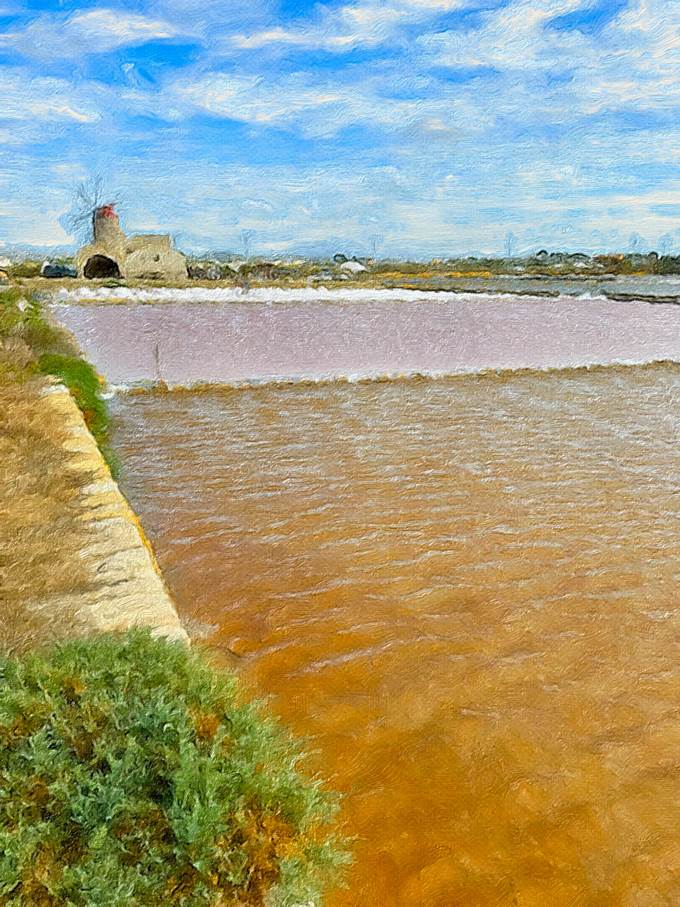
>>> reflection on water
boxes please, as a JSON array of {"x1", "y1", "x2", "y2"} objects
[{"x1": 111, "y1": 365, "x2": 680, "y2": 906}]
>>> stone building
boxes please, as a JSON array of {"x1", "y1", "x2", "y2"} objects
[{"x1": 76, "y1": 205, "x2": 187, "y2": 281}]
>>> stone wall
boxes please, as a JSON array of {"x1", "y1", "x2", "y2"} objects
[{"x1": 38, "y1": 382, "x2": 188, "y2": 643}]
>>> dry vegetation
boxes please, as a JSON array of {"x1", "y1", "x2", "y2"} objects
[
  {"x1": 0, "y1": 360, "x2": 91, "y2": 654},
  {"x1": 0, "y1": 292, "x2": 97, "y2": 654}
]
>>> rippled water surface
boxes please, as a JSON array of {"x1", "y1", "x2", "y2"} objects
[{"x1": 111, "y1": 364, "x2": 680, "y2": 906}]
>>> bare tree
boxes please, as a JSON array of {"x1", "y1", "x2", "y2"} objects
[
  {"x1": 628, "y1": 232, "x2": 643, "y2": 253},
  {"x1": 504, "y1": 231, "x2": 517, "y2": 258},
  {"x1": 240, "y1": 229, "x2": 255, "y2": 259},
  {"x1": 658, "y1": 233, "x2": 673, "y2": 256},
  {"x1": 368, "y1": 233, "x2": 384, "y2": 260},
  {"x1": 65, "y1": 176, "x2": 117, "y2": 243}
]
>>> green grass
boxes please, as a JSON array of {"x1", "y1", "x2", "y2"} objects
[
  {"x1": 37, "y1": 353, "x2": 119, "y2": 476},
  {"x1": 0, "y1": 288, "x2": 119, "y2": 476},
  {"x1": 0, "y1": 630, "x2": 349, "y2": 906}
]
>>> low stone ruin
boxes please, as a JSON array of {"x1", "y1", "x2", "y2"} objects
[{"x1": 76, "y1": 205, "x2": 187, "y2": 281}]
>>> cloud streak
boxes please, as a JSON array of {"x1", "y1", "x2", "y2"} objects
[
  {"x1": 0, "y1": 71, "x2": 101, "y2": 123},
  {"x1": 230, "y1": 0, "x2": 470, "y2": 52},
  {"x1": 2, "y1": 8, "x2": 182, "y2": 60}
]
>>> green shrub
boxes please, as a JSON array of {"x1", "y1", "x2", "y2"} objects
[
  {"x1": 6, "y1": 260, "x2": 42, "y2": 279},
  {"x1": 0, "y1": 631, "x2": 348, "y2": 906},
  {"x1": 19, "y1": 302, "x2": 75, "y2": 359}
]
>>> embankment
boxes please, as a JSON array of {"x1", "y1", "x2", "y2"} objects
[
  {"x1": 0, "y1": 284, "x2": 187, "y2": 648},
  {"x1": 38, "y1": 380, "x2": 188, "y2": 643}
]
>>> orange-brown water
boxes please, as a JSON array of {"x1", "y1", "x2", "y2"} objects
[{"x1": 111, "y1": 364, "x2": 680, "y2": 906}]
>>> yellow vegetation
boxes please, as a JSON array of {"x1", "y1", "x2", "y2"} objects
[{"x1": 0, "y1": 364, "x2": 90, "y2": 653}]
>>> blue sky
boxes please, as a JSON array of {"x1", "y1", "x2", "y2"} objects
[{"x1": 0, "y1": 0, "x2": 679, "y2": 257}]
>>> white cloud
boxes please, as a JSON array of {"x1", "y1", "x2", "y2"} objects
[
  {"x1": 169, "y1": 73, "x2": 343, "y2": 127},
  {"x1": 3, "y1": 8, "x2": 181, "y2": 60},
  {"x1": 4, "y1": 147, "x2": 680, "y2": 254},
  {"x1": 231, "y1": 27, "x2": 313, "y2": 50},
  {"x1": 51, "y1": 162, "x2": 89, "y2": 181},
  {"x1": 420, "y1": 0, "x2": 680, "y2": 115},
  {"x1": 219, "y1": 0, "x2": 679, "y2": 143},
  {"x1": 0, "y1": 71, "x2": 100, "y2": 124},
  {"x1": 159, "y1": 62, "x2": 491, "y2": 138},
  {"x1": 1, "y1": 0, "x2": 679, "y2": 254},
  {"x1": 230, "y1": 0, "x2": 469, "y2": 52},
  {"x1": 578, "y1": 0, "x2": 680, "y2": 112},
  {"x1": 420, "y1": 0, "x2": 588, "y2": 70},
  {"x1": 75, "y1": 8, "x2": 178, "y2": 44},
  {"x1": 0, "y1": 190, "x2": 73, "y2": 246}
]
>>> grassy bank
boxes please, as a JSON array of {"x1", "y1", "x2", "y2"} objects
[{"x1": 0, "y1": 287, "x2": 118, "y2": 474}]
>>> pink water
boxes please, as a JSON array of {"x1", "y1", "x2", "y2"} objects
[{"x1": 53, "y1": 293, "x2": 679, "y2": 385}]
